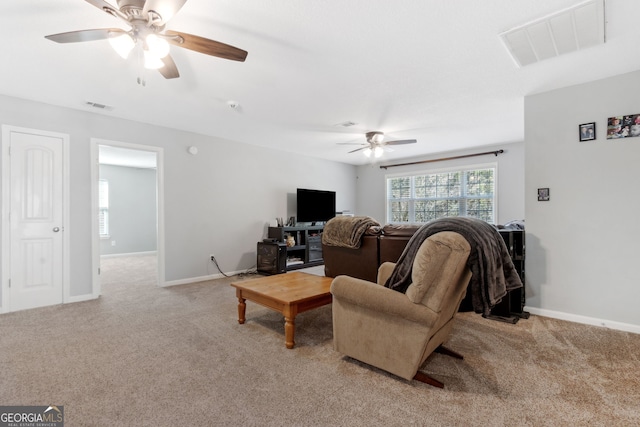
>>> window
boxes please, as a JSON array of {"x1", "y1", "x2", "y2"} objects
[
  {"x1": 387, "y1": 166, "x2": 496, "y2": 224},
  {"x1": 98, "y1": 179, "x2": 109, "y2": 237}
]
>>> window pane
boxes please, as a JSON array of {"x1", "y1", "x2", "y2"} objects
[
  {"x1": 435, "y1": 199, "x2": 460, "y2": 217},
  {"x1": 389, "y1": 201, "x2": 409, "y2": 223},
  {"x1": 389, "y1": 177, "x2": 410, "y2": 199},
  {"x1": 414, "y1": 200, "x2": 432, "y2": 222},
  {"x1": 466, "y1": 169, "x2": 494, "y2": 196},
  {"x1": 435, "y1": 172, "x2": 461, "y2": 198},
  {"x1": 467, "y1": 198, "x2": 494, "y2": 223},
  {"x1": 445, "y1": 172, "x2": 461, "y2": 197},
  {"x1": 414, "y1": 175, "x2": 434, "y2": 198}
]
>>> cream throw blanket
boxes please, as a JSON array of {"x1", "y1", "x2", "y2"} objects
[{"x1": 321, "y1": 216, "x2": 380, "y2": 249}]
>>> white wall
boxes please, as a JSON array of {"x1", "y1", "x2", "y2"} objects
[
  {"x1": 525, "y1": 70, "x2": 640, "y2": 332},
  {"x1": 355, "y1": 142, "x2": 525, "y2": 225},
  {"x1": 99, "y1": 164, "x2": 157, "y2": 255},
  {"x1": 0, "y1": 94, "x2": 357, "y2": 305}
]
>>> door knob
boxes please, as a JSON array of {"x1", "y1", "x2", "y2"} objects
[{"x1": 53, "y1": 227, "x2": 60, "y2": 232}]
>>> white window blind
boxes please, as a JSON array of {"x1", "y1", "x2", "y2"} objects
[{"x1": 98, "y1": 179, "x2": 109, "y2": 237}]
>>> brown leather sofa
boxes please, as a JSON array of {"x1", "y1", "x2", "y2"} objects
[{"x1": 322, "y1": 224, "x2": 421, "y2": 282}]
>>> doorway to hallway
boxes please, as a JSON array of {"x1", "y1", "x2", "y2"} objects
[{"x1": 91, "y1": 139, "x2": 165, "y2": 297}]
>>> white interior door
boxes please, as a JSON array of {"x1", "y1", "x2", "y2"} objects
[{"x1": 4, "y1": 127, "x2": 65, "y2": 311}]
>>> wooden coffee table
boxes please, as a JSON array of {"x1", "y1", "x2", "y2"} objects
[{"x1": 231, "y1": 272, "x2": 333, "y2": 349}]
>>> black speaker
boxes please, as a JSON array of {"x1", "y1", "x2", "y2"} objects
[
  {"x1": 257, "y1": 242, "x2": 287, "y2": 275},
  {"x1": 487, "y1": 229, "x2": 529, "y2": 323}
]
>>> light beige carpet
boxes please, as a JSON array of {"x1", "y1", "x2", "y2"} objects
[{"x1": 1, "y1": 257, "x2": 639, "y2": 426}]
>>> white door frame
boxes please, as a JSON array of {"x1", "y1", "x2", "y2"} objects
[
  {"x1": 90, "y1": 138, "x2": 165, "y2": 295},
  {"x1": 1, "y1": 125, "x2": 71, "y2": 313}
]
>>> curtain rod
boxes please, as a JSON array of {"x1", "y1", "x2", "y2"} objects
[{"x1": 379, "y1": 149, "x2": 504, "y2": 170}]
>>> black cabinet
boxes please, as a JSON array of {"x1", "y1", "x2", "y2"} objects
[
  {"x1": 487, "y1": 229, "x2": 530, "y2": 323},
  {"x1": 267, "y1": 225, "x2": 324, "y2": 271}
]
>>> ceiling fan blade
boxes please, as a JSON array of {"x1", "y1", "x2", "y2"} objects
[
  {"x1": 348, "y1": 146, "x2": 369, "y2": 154},
  {"x1": 385, "y1": 139, "x2": 417, "y2": 145},
  {"x1": 336, "y1": 142, "x2": 366, "y2": 146},
  {"x1": 165, "y1": 30, "x2": 248, "y2": 62},
  {"x1": 158, "y1": 54, "x2": 180, "y2": 79},
  {"x1": 45, "y1": 28, "x2": 126, "y2": 43},
  {"x1": 84, "y1": 0, "x2": 128, "y2": 21},
  {"x1": 144, "y1": 0, "x2": 188, "y2": 25}
]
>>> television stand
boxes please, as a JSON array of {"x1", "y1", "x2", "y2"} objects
[{"x1": 267, "y1": 225, "x2": 324, "y2": 271}]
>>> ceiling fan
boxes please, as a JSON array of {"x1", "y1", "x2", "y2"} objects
[
  {"x1": 44, "y1": 0, "x2": 248, "y2": 80},
  {"x1": 339, "y1": 131, "x2": 417, "y2": 158}
]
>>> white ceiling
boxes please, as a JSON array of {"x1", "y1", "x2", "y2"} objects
[{"x1": 2, "y1": 0, "x2": 639, "y2": 166}]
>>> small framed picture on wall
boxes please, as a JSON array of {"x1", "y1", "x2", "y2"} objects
[
  {"x1": 579, "y1": 122, "x2": 596, "y2": 141},
  {"x1": 538, "y1": 188, "x2": 550, "y2": 201}
]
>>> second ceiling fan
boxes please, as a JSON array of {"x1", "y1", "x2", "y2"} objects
[
  {"x1": 44, "y1": 0, "x2": 248, "y2": 80},
  {"x1": 339, "y1": 131, "x2": 417, "y2": 158}
]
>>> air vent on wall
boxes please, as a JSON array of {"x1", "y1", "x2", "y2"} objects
[{"x1": 499, "y1": 0, "x2": 605, "y2": 67}]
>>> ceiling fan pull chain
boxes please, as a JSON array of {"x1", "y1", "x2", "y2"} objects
[{"x1": 134, "y1": 44, "x2": 146, "y2": 87}]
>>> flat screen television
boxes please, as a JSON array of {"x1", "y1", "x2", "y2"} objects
[{"x1": 296, "y1": 188, "x2": 336, "y2": 224}]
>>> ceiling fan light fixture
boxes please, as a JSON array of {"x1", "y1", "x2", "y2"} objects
[
  {"x1": 108, "y1": 33, "x2": 135, "y2": 59},
  {"x1": 143, "y1": 49, "x2": 165, "y2": 69},
  {"x1": 363, "y1": 147, "x2": 372, "y2": 157},
  {"x1": 374, "y1": 146, "x2": 384, "y2": 158},
  {"x1": 44, "y1": 0, "x2": 248, "y2": 81},
  {"x1": 366, "y1": 131, "x2": 385, "y2": 144},
  {"x1": 146, "y1": 34, "x2": 170, "y2": 58}
]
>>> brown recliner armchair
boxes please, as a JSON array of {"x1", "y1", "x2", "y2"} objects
[{"x1": 330, "y1": 231, "x2": 472, "y2": 388}]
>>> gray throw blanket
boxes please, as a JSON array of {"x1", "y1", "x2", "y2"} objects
[
  {"x1": 321, "y1": 216, "x2": 380, "y2": 249},
  {"x1": 384, "y1": 217, "x2": 523, "y2": 316}
]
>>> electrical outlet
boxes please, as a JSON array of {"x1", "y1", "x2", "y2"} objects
[
  {"x1": 111, "y1": 240, "x2": 116, "y2": 246},
  {"x1": 210, "y1": 254, "x2": 215, "y2": 262}
]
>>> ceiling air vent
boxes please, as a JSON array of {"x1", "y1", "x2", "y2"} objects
[
  {"x1": 85, "y1": 101, "x2": 113, "y2": 111},
  {"x1": 499, "y1": 0, "x2": 605, "y2": 67},
  {"x1": 335, "y1": 121, "x2": 358, "y2": 128}
]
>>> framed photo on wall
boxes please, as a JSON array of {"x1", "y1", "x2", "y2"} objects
[
  {"x1": 607, "y1": 114, "x2": 640, "y2": 139},
  {"x1": 579, "y1": 122, "x2": 596, "y2": 141},
  {"x1": 538, "y1": 188, "x2": 550, "y2": 201}
]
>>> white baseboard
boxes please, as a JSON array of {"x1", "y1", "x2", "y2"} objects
[
  {"x1": 525, "y1": 306, "x2": 640, "y2": 335},
  {"x1": 100, "y1": 251, "x2": 157, "y2": 259},
  {"x1": 161, "y1": 269, "x2": 247, "y2": 287},
  {"x1": 65, "y1": 293, "x2": 99, "y2": 304}
]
